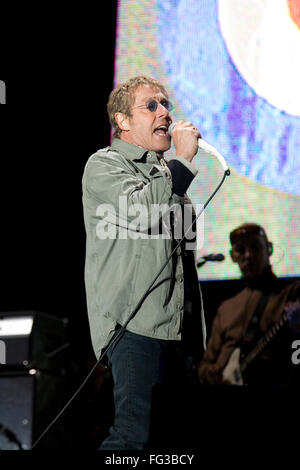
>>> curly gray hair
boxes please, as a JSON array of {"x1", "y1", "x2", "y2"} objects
[{"x1": 107, "y1": 76, "x2": 168, "y2": 138}]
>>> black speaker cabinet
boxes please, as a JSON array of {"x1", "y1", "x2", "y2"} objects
[
  {"x1": 0, "y1": 311, "x2": 68, "y2": 374},
  {"x1": 0, "y1": 370, "x2": 73, "y2": 450}
]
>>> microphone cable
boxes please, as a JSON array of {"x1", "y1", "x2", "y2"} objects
[{"x1": 31, "y1": 167, "x2": 230, "y2": 449}]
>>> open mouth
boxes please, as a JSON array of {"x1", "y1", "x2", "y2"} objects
[{"x1": 153, "y1": 125, "x2": 169, "y2": 137}]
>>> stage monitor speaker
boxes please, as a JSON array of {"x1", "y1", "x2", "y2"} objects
[
  {"x1": 0, "y1": 370, "x2": 73, "y2": 450},
  {"x1": 0, "y1": 310, "x2": 68, "y2": 373}
]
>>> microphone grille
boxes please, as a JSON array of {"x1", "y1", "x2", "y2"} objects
[{"x1": 168, "y1": 122, "x2": 176, "y2": 136}]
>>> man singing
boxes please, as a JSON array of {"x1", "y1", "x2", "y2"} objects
[{"x1": 82, "y1": 76, "x2": 206, "y2": 449}]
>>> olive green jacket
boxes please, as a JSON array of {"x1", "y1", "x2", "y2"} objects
[{"x1": 82, "y1": 138, "x2": 206, "y2": 359}]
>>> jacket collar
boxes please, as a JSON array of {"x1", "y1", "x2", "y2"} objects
[{"x1": 111, "y1": 138, "x2": 159, "y2": 161}]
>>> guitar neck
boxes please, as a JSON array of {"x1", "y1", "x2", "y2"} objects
[{"x1": 240, "y1": 312, "x2": 288, "y2": 373}]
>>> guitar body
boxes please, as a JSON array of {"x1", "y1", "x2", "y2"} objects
[
  {"x1": 221, "y1": 303, "x2": 300, "y2": 385},
  {"x1": 222, "y1": 347, "x2": 244, "y2": 385}
]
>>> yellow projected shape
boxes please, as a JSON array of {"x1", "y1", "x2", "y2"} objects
[{"x1": 218, "y1": 0, "x2": 300, "y2": 116}]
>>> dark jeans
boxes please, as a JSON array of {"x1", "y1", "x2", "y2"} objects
[{"x1": 99, "y1": 328, "x2": 184, "y2": 450}]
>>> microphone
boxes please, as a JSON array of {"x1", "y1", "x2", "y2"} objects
[
  {"x1": 203, "y1": 253, "x2": 225, "y2": 261},
  {"x1": 197, "y1": 253, "x2": 225, "y2": 267},
  {"x1": 168, "y1": 122, "x2": 230, "y2": 174}
]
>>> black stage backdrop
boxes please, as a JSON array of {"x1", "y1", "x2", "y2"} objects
[
  {"x1": 0, "y1": 1, "x2": 118, "y2": 351},
  {"x1": 0, "y1": 2, "x2": 118, "y2": 450}
]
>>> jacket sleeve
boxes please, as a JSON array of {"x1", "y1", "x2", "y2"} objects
[
  {"x1": 83, "y1": 150, "x2": 196, "y2": 232},
  {"x1": 167, "y1": 156, "x2": 198, "y2": 196}
]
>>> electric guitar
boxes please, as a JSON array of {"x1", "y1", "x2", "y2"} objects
[{"x1": 222, "y1": 302, "x2": 300, "y2": 385}]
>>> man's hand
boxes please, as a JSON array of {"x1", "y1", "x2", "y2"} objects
[
  {"x1": 171, "y1": 120, "x2": 201, "y2": 162},
  {"x1": 285, "y1": 301, "x2": 300, "y2": 333},
  {"x1": 198, "y1": 363, "x2": 224, "y2": 385}
]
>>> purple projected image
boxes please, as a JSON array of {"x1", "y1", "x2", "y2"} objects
[
  {"x1": 115, "y1": 0, "x2": 300, "y2": 279},
  {"x1": 157, "y1": 0, "x2": 300, "y2": 196}
]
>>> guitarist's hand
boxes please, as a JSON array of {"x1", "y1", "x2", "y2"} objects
[
  {"x1": 199, "y1": 364, "x2": 224, "y2": 384},
  {"x1": 285, "y1": 301, "x2": 300, "y2": 333}
]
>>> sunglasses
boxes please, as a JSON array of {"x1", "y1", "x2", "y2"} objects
[{"x1": 132, "y1": 99, "x2": 173, "y2": 113}]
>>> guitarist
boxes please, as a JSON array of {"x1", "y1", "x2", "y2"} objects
[{"x1": 198, "y1": 223, "x2": 300, "y2": 385}]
